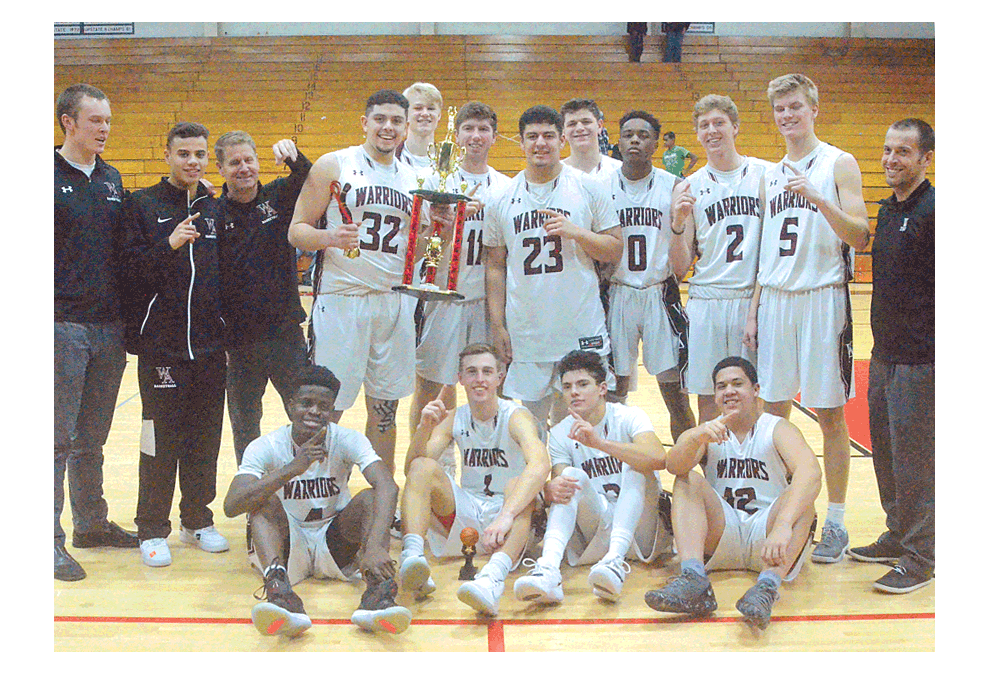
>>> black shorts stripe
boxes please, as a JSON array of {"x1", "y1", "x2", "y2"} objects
[{"x1": 661, "y1": 275, "x2": 689, "y2": 388}]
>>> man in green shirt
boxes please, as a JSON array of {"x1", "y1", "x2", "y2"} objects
[{"x1": 662, "y1": 132, "x2": 698, "y2": 177}]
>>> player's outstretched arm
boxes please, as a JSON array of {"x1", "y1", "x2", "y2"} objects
[
  {"x1": 223, "y1": 427, "x2": 328, "y2": 517},
  {"x1": 403, "y1": 389, "x2": 456, "y2": 475},
  {"x1": 359, "y1": 459, "x2": 400, "y2": 580},
  {"x1": 669, "y1": 179, "x2": 696, "y2": 281},
  {"x1": 287, "y1": 152, "x2": 348, "y2": 251},
  {"x1": 782, "y1": 156, "x2": 870, "y2": 250},
  {"x1": 664, "y1": 412, "x2": 739, "y2": 476},
  {"x1": 567, "y1": 410, "x2": 666, "y2": 473}
]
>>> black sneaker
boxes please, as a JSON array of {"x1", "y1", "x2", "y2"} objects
[
  {"x1": 251, "y1": 560, "x2": 312, "y2": 637},
  {"x1": 55, "y1": 544, "x2": 86, "y2": 582},
  {"x1": 644, "y1": 570, "x2": 717, "y2": 616},
  {"x1": 72, "y1": 521, "x2": 140, "y2": 549},
  {"x1": 874, "y1": 565, "x2": 934, "y2": 594},
  {"x1": 351, "y1": 577, "x2": 412, "y2": 634},
  {"x1": 848, "y1": 539, "x2": 903, "y2": 563},
  {"x1": 735, "y1": 579, "x2": 780, "y2": 630}
]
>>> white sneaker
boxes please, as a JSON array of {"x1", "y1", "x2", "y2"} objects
[
  {"x1": 180, "y1": 526, "x2": 230, "y2": 553},
  {"x1": 587, "y1": 556, "x2": 631, "y2": 601},
  {"x1": 513, "y1": 558, "x2": 563, "y2": 604},
  {"x1": 457, "y1": 572, "x2": 504, "y2": 616},
  {"x1": 398, "y1": 555, "x2": 432, "y2": 595},
  {"x1": 140, "y1": 538, "x2": 172, "y2": 567}
]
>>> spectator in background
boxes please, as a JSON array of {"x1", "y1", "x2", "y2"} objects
[
  {"x1": 627, "y1": 22, "x2": 648, "y2": 63},
  {"x1": 662, "y1": 132, "x2": 698, "y2": 177},
  {"x1": 662, "y1": 23, "x2": 691, "y2": 63}
]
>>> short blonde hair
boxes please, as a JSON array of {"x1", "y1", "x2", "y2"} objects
[
  {"x1": 403, "y1": 82, "x2": 443, "y2": 108},
  {"x1": 693, "y1": 94, "x2": 740, "y2": 128},
  {"x1": 767, "y1": 73, "x2": 819, "y2": 107}
]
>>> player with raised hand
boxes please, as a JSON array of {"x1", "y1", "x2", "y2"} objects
[
  {"x1": 746, "y1": 74, "x2": 870, "y2": 564},
  {"x1": 644, "y1": 356, "x2": 821, "y2": 630},
  {"x1": 399, "y1": 343, "x2": 549, "y2": 617},
  {"x1": 514, "y1": 349, "x2": 667, "y2": 605}
]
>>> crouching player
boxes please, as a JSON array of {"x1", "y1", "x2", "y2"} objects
[
  {"x1": 644, "y1": 356, "x2": 821, "y2": 629},
  {"x1": 223, "y1": 365, "x2": 411, "y2": 637}
]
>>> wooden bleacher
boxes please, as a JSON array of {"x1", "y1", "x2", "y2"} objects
[{"x1": 54, "y1": 34, "x2": 935, "y2": 282}]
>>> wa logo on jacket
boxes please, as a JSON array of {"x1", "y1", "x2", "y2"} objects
[{"x1": 154, "y1": 367, "x2": 177, "y2": 389}]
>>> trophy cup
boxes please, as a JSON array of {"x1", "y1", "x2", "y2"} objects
[
  {"x1": 458, "y1": 527, "x2": 479, "y2": 580},
  {"x1": 393, "y1": 106, "x2": 470, "y2": 301}
]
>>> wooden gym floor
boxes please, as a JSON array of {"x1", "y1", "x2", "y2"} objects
[{"x1": 53, "y1": 287, "x2": 935, "y2": 652}]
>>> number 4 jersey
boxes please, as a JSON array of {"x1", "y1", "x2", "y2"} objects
[
  {"x1": 320, "y1": 145, "x2": 420, "y2": 295},
  {"x1": 758, "y1": 142, "x2": 853, "y2": 291},
  {"x1": 685, "y1": 157, "x2": 772, "y2": 294}
]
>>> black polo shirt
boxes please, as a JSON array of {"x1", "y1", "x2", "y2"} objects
[{"x1": 870, "y1": 179, "x2": 935, "y2": 364}]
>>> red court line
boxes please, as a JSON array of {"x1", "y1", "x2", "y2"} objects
[{"x1": 55, "y1": 611, "x2": 934, "y2": 627}]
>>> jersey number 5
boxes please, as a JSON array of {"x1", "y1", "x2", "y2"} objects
[{"x1": 778, "y1": 216, "x2": 799, "y2": 257}]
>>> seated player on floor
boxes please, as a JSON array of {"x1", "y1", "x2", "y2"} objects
[
  {"x1": 223, "y1": 365, "x2": 411, "y2": 637},
  {"x1": 644, "y1": 356, "x2": 821, "y2": 630}
]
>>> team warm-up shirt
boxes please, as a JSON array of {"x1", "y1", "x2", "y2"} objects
[
  {"x1": 483, "y1": 165, "x2": 620, "y2": 362},
  {"x1": 702, "y1": 413, "x2": 790, "y2": 518},
  {"x1": 758, "y1": 143, "x2": 852, "y2": 291},
  {"x1": 685, "y1": 158, "x2": 771, "y2": 295},
  {"x1": 419, "y1": 167, "x2": 511, "y2": 303},
  {"x1": 319, "y1": 145, "x2": 420, "y2": 294},
  {"x1": 237, "y1": 424, "x2": 381, "y2": 528},
  {"x1": 606, "y1": 167, "x2": 678, "y2": 289},
  {"x1": 548, "y1": 402, "x2": 655, "y2": 504},
  {"x1": 452, "y1": 398, "x2": 528, "y2": 499}
]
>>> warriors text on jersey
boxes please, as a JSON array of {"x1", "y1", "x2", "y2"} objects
[
  {"x1": 685, "y1": 158, "x2": 771, "y2": 295},
  {"x1": 237, "y1": 424, "x2": 381, "y2": 527},
  {"x1": 452, "y1": 398, "x2": 528, "y2": 499},
  {"x1": 483, "y1": 165, "x2": 620, "y2": 362},
  {"x1": 548, "y1": 402, "x2": 655, "y2": 504},
  {"x1": 320, "y1": 145, "x2": 420, "y2": 294},
  {"x1": 606, "y1": 167, "x2": 678, "y2": 288},
  {"x1": 419, "y1": 167, "x2": 511, "y2": 302},
  {"x1": 703, "y1": 413, "x2": 790, "y2": 517},
  {"x1": 758, "y1": 143, "x2": 853, "y2": 291}
]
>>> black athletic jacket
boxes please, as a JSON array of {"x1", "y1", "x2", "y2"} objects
[
  {"x1": 121, "y1": 178, "x2": 225, "y2": 360},
  {"x1": 54, "y1": 147, "x2": 125, "y2": 323},
  {"x1": 218, "y1": 152, "x2": 311, "y2": 348}
]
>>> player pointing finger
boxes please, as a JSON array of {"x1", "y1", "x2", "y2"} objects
[{"x1": 168, "y1": 212, "x2": 201, "y2": 250}]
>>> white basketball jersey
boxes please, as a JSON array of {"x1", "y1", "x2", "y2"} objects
[
  {"x1": 758, "y1": 143, "x2": 853, "y2": 291},
  {"x1": 452, "y1": 398, "x2": 528, "y2": 499},
  {"x1": 483, "y1": 165, "x2": 619, "y2": 362},
  {"x1": 237, "y1": 424, "x2": 382, "y2": 527},
  {"x1": 419, "y1": 167, "x2": 511, "y2": 302},
  {"x1": 703, "y1": 413, "x2": 790, "y2": 517},
  {"x1": 548, "y1": 402, "x2": 656, "y2": 504},
  {"x1": 606, "y1": 167, "x2": 679, "y2": 288},
  {"x1": 567, "y1": 153, "x2": 622, "y2": 179},
  {"x1": 686, "y1": 157, "x2": 771, "y2": 294},
  {"x1": 319, "y1": 145, "x2": 420, "y2": 294}
]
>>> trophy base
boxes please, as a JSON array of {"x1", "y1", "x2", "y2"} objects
[{"x1": 392, "y1": 283, "x2": 465, "y2": 302}]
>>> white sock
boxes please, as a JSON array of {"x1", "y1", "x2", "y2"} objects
[
  {"x1": 826, "y1": 503, "x2": 845, "y2": 528},
  {"x1": 539, "y1": 467, "x2": 592, "y2": 568},
  {"x1": 481, "y1": 551, "x2": 512, "y2": 583},
  {"x1": 401, "y1": 533, "x2": 425, "y2": 559},
  {"x1": 605, "y1": 467, "x2": 647, "y2": 560}
]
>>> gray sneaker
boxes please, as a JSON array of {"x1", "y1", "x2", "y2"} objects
[
  {"x1": 644, "y1": 570, "x2": 717, "y2": 616},
  {"x1": 812, "y1": 521, "x2": 849, "y2": 563},
  {"x1": 735, "y1": 579, "x2": 779, "y2": 630}
]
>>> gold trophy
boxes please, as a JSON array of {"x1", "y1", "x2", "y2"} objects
[{"x1": 393, "y1": 106, "x2": 471, "y2": 301}]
